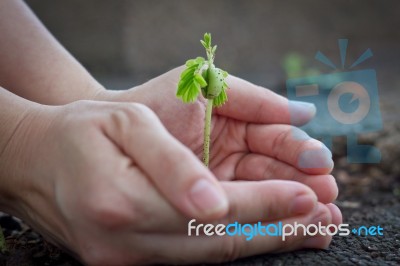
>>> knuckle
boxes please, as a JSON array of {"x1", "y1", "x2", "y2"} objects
[
  {"x1": 271, "y1": 128, "x2": 292, "y2": 155},
  {"x1": 262, "y1": 157, "x2": 280, "y2": 179},
  {"x1": 272, "y1": 126, "x2": 309, "y2": 161},
  {"x1": 109, "y1": 103, "x2": 160, "y2": 132},
  {"x1": 120, "y1": 103, "x2": 157, "y2": 123}
]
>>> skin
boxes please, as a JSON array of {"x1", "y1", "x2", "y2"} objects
[
  {"x1": 0, "y1": 88, "x2": 341, "y2": 265},
  {"x1": 0, "y1": 1, "x2": 342, "y2": 265},
  {"x1": 97, "y1": 68, "x2": 339, "y2": 203}
]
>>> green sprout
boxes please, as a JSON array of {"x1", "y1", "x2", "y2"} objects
[{"x1": 176, "y1": 33, "x2": 229, "y2": 167}]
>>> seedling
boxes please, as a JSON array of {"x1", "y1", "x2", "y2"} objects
[{"x1": 176, "y1": 33, "x2": 229, "y2": 167}]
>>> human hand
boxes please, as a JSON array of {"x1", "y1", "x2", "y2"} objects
[
  {"x1": 0, "y1": 100, "x2": 340, "y2": 265},
  {"x1": 97, "y1": 67, "x2": 338, "y2": 204}
]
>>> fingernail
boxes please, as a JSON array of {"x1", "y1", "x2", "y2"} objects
[
  {"x1": 291, "y1": 127, "x2": 311, "y2": 141},
  {"x1": 326, "y1": 203, "x2": 343, "y2": 225},
  {"x1": 288, "y1": 100, "x2": 316, "y2": 126},
  {"x1": 311, "y1": 205, "x2": 329, "y2": 225},
  {"x1": 290, "y1": 194, "x2": 317, "y2": 215},
  {"x1": 298, "y1": 146, "x2": 333, "y2": 169},
  {"x1": 188, "y1": 179, "x2": 228, "y2": 216},
  {"x1": 302, "y1": 205, "x2": 332, "y2": 249}
]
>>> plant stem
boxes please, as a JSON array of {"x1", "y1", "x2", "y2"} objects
[
  {"x1": 203, "y1": 98, "x2": 213, "y2": 167},
  {"x1": 203, "y1": 36, "x2": 215, "y2": 167}
]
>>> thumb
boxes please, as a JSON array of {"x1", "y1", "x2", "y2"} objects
[{"x1": 102, "y1": 102, "x2": 228, "y2": 220}]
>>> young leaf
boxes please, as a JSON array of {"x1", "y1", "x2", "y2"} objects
[
  {"x1": 182, "y1": 81, "x2": 201, "y2": 102},
  {"x1": 214, "y1": 77, "x2": 228, "y2": 107},
  {"x1": 204, "y1": 33, "x2": 211, "y2": 47},
  {"x1": 200, "y1": 40, "x2": 208, "y2": 49},
  {"x1": 213, "y1": 88, "x2": 228, "y2": 107},
  {"x1": 176, "y1": 58, "x2": 205, "y2": 103},
  {"x1": 180, "y1": 65, "x2": 196, "y2": 79},
  {"x1": 194, "y1": 56, "x2": 205, "y2": 64},
  {"x1": 186, "y1": 57, "x2": 205, "y2": 67},
  {"x1": 194, "y1": 73, "x2": 207, "y2": 88}
]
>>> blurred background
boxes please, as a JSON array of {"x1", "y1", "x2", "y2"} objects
[
  {"x1": 1, "y1": 1, "x2": 399, "y2": 264},
  {"x1": 25, "y1": 0, "x2": 400, "y2": 92}
]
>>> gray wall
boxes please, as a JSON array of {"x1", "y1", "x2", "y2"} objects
[{"x1": 25, "y1": 0, "x2": 400, "y2": 90}]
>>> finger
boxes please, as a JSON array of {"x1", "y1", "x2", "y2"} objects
[
  {"x1": 101, "y1": 103, "x2": 228, "y2": 220},
  {"x1": 61, "y1": 123, "x2": 188, "y2": 233},
  {"x1": 234, "y1": 154, "x2": 338, "y2": 203},
  {"x1": 215, "y1": 75, "x2": 316, "y2": 126},
  {"x1": 246, "y1": 124, "x2": 333, "y2": 174},
  {"x1": 326, "y1": 203, "x2": 343, "y2": 226},
  {"x1": 301, "y1": 203, "x2": 343, "y2": 250},
  {"x1": 137, "y1": 203, "x2": 334, "y2": 264},
  {"x1": 218, "y1": 181, "x2": 318, "y2": 223},
  {"x1": 119, "y1": 179, "x2": 318, "y2": 234},
  {"x1": 275, "y1": 203, "x2": 334, "y2": 252}
]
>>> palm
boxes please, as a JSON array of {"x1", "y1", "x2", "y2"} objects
[
  {"x1": 104, "y1": 67, "x2": 337, "y2": 203},
  {"x1": 207, "y1": 116, "x2": 249, "y2": 179}
]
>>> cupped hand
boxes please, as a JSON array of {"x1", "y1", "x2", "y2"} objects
[
  {"x1": 98, "y1": 67, "x2": 338, "y2": 203},
  {"x1": 1, "y1": 100, "x2": 340, "y2": 265}
]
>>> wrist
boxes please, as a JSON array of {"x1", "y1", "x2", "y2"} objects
[
  {"x1": 33, "y1": 79, "x2": 106, "y2": 105},
  {"x1": 53, "y1": 79, "x2": 106, "y2": 104},
  {"x1": 0, "y1": 88, "x2": 48, "y2": 215}
]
